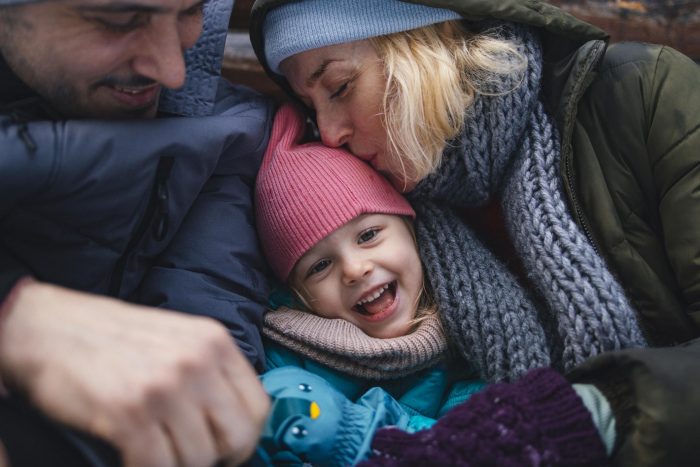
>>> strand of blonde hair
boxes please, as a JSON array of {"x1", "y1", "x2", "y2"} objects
[{"x1": 370, "y1": 20, "x2": 526, "y2": 187}]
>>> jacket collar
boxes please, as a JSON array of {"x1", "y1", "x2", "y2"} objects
[
  {"x1": 158, "y1": 0, "x2": 235, "y2": 117},
  {"x1": 0, "y1": 54, "x2": 35, "y2": 105},
  {"x1": 0, "y1": 54, "x2": 62, "y2": 121}
]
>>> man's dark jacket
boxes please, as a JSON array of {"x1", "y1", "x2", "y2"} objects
[{"x1": 0, "y1": 0, "x2": 274, "y2": 373}]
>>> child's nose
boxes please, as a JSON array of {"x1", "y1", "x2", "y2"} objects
[{"x1": 342, "y1": 260, "x2": 372, "y2": 286}]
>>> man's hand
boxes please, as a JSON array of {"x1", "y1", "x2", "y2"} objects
[{"x1": 0, "y1": 281, "x2": 270, "y2": 467}]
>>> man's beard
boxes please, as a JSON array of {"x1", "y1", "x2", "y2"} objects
[
  {"x1": 3, "y1": 45, "x2": 159, "y2": 120},
  {"x1": 46, "y1": 74, "x2": 161, "y2": 120}
]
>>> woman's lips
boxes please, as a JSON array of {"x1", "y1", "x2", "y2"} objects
[
  {"x1": 354, "y1": 152, "x2": 379, "y2": 166},
  {"x1": 367, "y1": 154, "x2": 379, "y2": 169}
]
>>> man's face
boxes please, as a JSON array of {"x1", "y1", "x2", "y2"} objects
[{"x1": 0, "y1": 0, "x2": 207, "y2": 119}]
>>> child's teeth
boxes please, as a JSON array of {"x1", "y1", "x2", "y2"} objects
[{"x1": 356, "y1": 284, "x2": 390, "y2": 306}]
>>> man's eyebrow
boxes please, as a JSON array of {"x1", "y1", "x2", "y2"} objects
[
  {"x1": 78, "y1": 0, "x2": 207, "y2": 14},
  {"x1": 306, "y1": 59, "x2": 340, "y2": 88},
  {"x1": 78, "y1": 2, "x2": 170, "y2": 13}
]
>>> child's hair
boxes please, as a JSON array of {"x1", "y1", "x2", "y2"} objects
[{"x1": 288, "y1": 215, "x2": 439, "y2": 335}]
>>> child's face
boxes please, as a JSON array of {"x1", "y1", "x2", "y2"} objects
[{"x1": 292, "y1": 214, "x2": 423, "y2": 339}]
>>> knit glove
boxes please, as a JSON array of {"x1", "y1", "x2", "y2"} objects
[
  {"x1": 359, "y1": 367, "x2": 610, "y2": 467},
  {"x1": 260, "y1": 367, "x2": 410, "y2": 467}
]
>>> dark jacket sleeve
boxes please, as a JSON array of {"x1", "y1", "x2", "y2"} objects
[
  {"x1": 0, "y1": 247, "x2": 32, "y2": 307},
  {"x1": 138, "y1": 81, "x2": 275, "y2": 374},
  {"x1": 568, "y1": 337, "x2": 700, "y2": 467},
  {"x1": 0, "y1": 115, "x2": 55, "y2": 305},
  {"x1": 646, "y1": 47, "x2": 700, "y2": 330}
]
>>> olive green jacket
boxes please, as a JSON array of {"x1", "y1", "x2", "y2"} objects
[{"x1": 250, "y1": 0, "x2": 700, "y2": 347}]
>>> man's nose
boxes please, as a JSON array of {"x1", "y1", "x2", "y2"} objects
[
  {"x1": 317, "y1": 110, "x2": 352, "y2": 148},
  {"x1": 342, "y1": 258, "x2": 372, "y2": 286},
  {"x1": 130, "y1": 18, "x2": 201, "y2": 90}
]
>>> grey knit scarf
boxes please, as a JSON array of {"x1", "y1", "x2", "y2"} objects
[{"x1": 410, "y1": 23, "x2": 647, "y2": 383}]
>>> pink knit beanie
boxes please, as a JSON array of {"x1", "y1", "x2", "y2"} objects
[{"x1": 255, "y1": 104, "x2": 415, "y2": 282}]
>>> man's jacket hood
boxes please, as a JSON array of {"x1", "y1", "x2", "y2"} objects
[
  {"x1": 0, "y1": 0, "x2": 234, "y2": 117},
  {"x1": 160, "y1": 0, "x2": 234, "y2": 117}
]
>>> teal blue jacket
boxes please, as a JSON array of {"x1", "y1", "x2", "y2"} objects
[
  {"x1": 264, "y1": 337, "x2": 487, "y2": 433},
  {"x1": 261, "y1": 287, "x2": 487, "y2": 465}
]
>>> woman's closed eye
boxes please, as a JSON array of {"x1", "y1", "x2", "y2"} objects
[
  {"x1": 308, "y1": 259, "x2": 331, "y2": 277},
  {"x1": 358, "y1": 228, "x2": 379, "y2": 244},
  {"x1": 329, "y1": 82, "x2": 349, "y2": 99}
]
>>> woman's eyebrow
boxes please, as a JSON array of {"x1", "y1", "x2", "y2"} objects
[{"x1": 306, "y1": 59, "x2": 341, "y2": 88}]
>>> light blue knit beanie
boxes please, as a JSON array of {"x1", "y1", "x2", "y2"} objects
[{"x1": 262, "y1": 0, "x2": 463, "y2": 74}]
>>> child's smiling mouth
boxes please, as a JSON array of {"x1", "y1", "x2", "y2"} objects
[{"x1": 352, "y1": 281, "x2": 398, "y2": 320}]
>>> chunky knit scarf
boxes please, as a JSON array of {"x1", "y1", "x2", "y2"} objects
[
  {"x1": 263, "y1": 309, "x2": 447, "y2": 379},
  {"x1": 410, "y1": 23, "x2": 646, "y2": 383}
]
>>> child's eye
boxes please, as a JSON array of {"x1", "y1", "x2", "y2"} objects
[
  {"x1": 358, "y1": 228, "x2": 378, "y2": 244},
  {"x1": 309, "y1": 260, "x2": 331, "y2": 276}
]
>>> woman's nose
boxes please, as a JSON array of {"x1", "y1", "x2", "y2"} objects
[
  {"x1": 342, "y1": 259, "x2": 372, "y2": 286},
  {"x1": 316, "y1": 110, "x2": 352, "y2": 148}
]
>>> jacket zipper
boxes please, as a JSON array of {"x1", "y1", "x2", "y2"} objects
[
  {"x1": 564, "y1": 146, "x2": 599, "y2": 257},
  {"x1": 562, "y1": 42, "x2": 605, "y2": 258},
  {"x1": 107, "y1": 156, "x2": 175, "y2": 297},
  {"x1": 9, "y1": 111, "x2": 38, "y2": 153}
]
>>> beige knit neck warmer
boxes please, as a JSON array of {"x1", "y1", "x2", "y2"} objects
[{"x1": 263, "y1": 308, "x2": 448, "y2": 380}]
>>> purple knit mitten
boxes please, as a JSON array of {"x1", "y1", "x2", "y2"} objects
[{"x1": 360, "y1": 368, "x2": 610, "y2": 467}]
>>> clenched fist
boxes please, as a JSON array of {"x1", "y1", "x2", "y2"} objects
[{"x1": 0, "y1": 282, "x2": 270, "y2": 467}]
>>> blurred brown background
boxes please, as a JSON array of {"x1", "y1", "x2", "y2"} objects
[{"x1": 222, "y1": 0, "x2": 700, "y2": 100}]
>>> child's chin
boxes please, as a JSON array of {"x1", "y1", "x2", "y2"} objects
[{"x1": 365, "y1": 322, "x2": 410, "y2": 339}]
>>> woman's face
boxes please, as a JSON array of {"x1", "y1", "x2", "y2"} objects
[
  {"x1": 291, "y1": 214, "x2": 423, "y2": 339},
  {"x1": 280, "y1": 40, "x2": 419, "y2": 192}
]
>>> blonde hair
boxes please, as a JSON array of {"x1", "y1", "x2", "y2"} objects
[
  {"x1": 288, "y1": 216, "x2": 439, "y2": 336},
  {"x1": 369, "y1": 20, "x2": 526, "y2": 188}
]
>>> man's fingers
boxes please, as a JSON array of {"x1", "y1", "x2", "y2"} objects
[
  {"x1": 220, "y1": 344, "x2": 270, "y2": 434},
  {"x1": 198, "y1": 371, "x2": 264, "y2": 466},
  {"x1": 163, "y1": 399, "x2": 218, "y2": 467},
  {"x1": 120, "y1": 424, "x2": 178, "y2": 467},
  {"x1": 2, "y1": 287, "x2": 269, "y2": 467}
]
